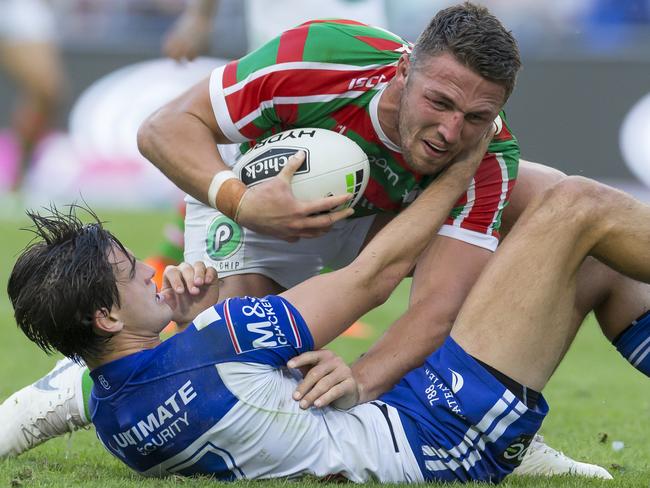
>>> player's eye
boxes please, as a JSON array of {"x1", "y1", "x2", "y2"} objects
[
  {"x1": 431, "y1": 99, "x2": 449, "y2": 110},
  {"x1": 466, "y1": 114, "x2": 486, "y2": 124}
]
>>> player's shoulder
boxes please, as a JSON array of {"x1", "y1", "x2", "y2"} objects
[{"x1": 294, "y1": 19, "x2": 409, "y2": 62}]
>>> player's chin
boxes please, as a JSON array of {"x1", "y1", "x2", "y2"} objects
[{"x1": 409, "y1": 155, "x2": 451, "y2": 175}]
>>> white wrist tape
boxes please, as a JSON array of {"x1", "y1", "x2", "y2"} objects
[{"x1": 207, "y1": 170, "x2": 238, "y2": 209}]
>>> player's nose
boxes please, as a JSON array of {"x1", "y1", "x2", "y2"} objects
[{"x1": 438, "y1": 111, "x2": 463, "y2": 145}]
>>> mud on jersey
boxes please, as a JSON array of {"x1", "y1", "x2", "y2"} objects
[{"x1": 210, "y1": 19, "x2": 520, "y2": 250}]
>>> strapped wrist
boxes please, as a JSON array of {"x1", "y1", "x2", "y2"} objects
[{"x1": 208, "y1": 171, "x2": 246, "y2": 219}]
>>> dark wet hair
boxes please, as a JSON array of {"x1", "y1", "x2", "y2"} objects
[
  {"x1": 7, "y1": 204, "x2": 134, "y2": 363},
  {"x1": 412, "y1": 2, "x2": 521, "y2": 100}
]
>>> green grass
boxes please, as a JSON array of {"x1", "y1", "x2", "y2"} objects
[{"x1": 0, "y1": 210, "x2": 649, "y2": 487}]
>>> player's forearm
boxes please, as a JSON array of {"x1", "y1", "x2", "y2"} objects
[
  {"x1": 355, "y1": 163, "x2": 478, "y2": 291},
  {"x1": 353, "y1": 300, "x2": 454, "y2": 402},
  {"x1": 138, "y1": 106, "x2": 235, "y2": 209}
]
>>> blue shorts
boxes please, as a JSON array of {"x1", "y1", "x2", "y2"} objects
[{"x1": 380, "y1": 337, "x2": 549, "y2": 483}]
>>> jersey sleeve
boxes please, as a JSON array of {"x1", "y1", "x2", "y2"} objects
[
  {"x1": 187, "y1": 295, "x2": 314, "y2": 367},
  {"x1": 209, "y1": 20, "x2": 406, "y2": 143},
  {"x1": 438, "y1": 114, "x2": 520, "y2": 251}
]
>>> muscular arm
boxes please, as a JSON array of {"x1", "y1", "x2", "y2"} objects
[
  {"x1": 138, "y1": 80, "x2": 355, "y2": 238},
  {"x1": 281, "y1": 129, "x2": 495, "y2": 349},
  {"x1": 352, "y1": 237, "x2": 491, "y2": 402}
]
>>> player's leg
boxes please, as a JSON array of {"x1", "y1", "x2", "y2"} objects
[
  {"x1": 398, "y1": 177, "x2": 647, "y2": 481},
  {"x1": 590, "y1": 268, "x2": 650, "y2": 376},
  {"x1": 451, "y1": 176, "x2": 650, "y2": 391},
  {"x1": 505, "y1": 161, "x2": 650, "y2": 377},
  {"x1": 0, "y1": 358, "x2": 89, "y2": 457},
  {"x1": 0, "y1": 40, "x2": 66, "y2": 189}
]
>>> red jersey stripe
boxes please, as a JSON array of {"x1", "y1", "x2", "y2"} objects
[
  {"x1": 364, "y1": 178, "x2": 400, "y2": 211},
  {"x1": 223, "y1": 61, "x2": 238, "y2": 89},
  {"x1": 224, "y1": 65, "x2": 395, "y2": 128},
  {"x1": 223, "y1": 299, "x2": 242, "y2": 354},
  {"x1": 276, "y1": 27, "x2": 309, "y2": 64},
  {"x1": 354, "y1": 35, "x2": 407, "y2": 52},
  {"x1": 463, "y1": 152, "x2": 508, "y2": 236},
  {"x1": 302, "y1": 19, "x2": 367, "y2": 26}
]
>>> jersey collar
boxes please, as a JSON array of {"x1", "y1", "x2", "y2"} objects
[{"x1": 369, "y1": 85, "x2": 402, "y2": 154}]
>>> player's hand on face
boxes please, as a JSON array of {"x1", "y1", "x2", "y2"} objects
[
  {"x1": 444, "y1": 120, "x2": 497, "y2": 178},
  {"x1": 162, "y1": 261, "x2": 217, "y2": 295},
  {"x1": 160, "y1": 262, "x2": 219, "y2": 325},
  {"x1": 235, "y1": 151, "x2": 355, "y2": 242},
  {"x1": 288, "y1": 349, "x2": 360, "y2": 410}
]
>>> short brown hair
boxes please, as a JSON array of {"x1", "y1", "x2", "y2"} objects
[{"x1": 411, "y1": 2, "x2": 521, "y2": 101}]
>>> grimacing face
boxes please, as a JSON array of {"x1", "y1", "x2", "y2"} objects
[
  {"x1": 109, "y1": 246, "x2": 173, "y2": 336},
  {"x1": 396, "y1": 52, "x2": 506, "y2": 175}
]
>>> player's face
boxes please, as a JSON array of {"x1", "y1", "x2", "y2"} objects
[
  {"x1": 396, "y1": 52, "x2": 506, "y2": 174},
  {"x1": 110, "y1": 247, "x2": 173, "y2": 336}
]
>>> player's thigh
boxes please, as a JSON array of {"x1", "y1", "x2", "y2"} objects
[
  {"x1": 450, "y1": 180, "x2": 601, "y2": 390},
  {"x1": 501, "y1": 160, "x2": 566, "y2": 238}
]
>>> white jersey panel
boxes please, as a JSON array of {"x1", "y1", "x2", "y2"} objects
[{"x1": 144, "y1": 361, "x2": 422, "y2": 482}]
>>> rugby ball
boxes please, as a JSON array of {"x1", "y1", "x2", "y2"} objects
[{"x1": 233, "y1": 128, "x2": 369, "y2": 209}]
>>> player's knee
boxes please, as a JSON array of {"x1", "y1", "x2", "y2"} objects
[
  {"x1": 540, "y1": 176, "x2": 611, "y2": 227},
  {"x1": 501, "y1": 162, "x2": 567, "y2": 236}
]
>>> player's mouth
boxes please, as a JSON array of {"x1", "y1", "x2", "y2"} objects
[{"x1": 422, "y1": 139, "x2": 449, "y2": 158}]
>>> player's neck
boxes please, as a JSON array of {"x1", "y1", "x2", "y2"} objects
[
  {"x1": 87, "y1": 331, "x2": 162, "y2": 370},
  {"x1": 377, "y1": 81, "x2": 402, "y2": 148}
]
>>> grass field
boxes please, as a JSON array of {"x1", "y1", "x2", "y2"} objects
[{"x1": 0, "y1": 209, "x2": 648, "y2": 487}]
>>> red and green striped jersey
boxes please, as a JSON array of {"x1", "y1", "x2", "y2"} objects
[{"x1": 209, "y1": 19, "x2": 520, "y2": 251}]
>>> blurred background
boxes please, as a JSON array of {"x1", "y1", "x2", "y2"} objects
[
  {"x1": 1, "y1": 5, "x2": 649, "y2": 479},
  {"x1": 0, "y1": 0, "x2": 649, "y2": 211}
]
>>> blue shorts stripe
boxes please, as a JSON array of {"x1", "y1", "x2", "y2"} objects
[{"x1": 381, "y1": 337, "x2": 548, "y2": 483}]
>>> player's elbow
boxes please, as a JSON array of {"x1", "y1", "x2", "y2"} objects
[{"x1": 138, "y1": 108, "x2": 167, "y2": 162}]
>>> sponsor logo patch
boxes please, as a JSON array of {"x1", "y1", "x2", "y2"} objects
[
  {"x1": 499, "y1": 434, "x2": 534, "y2": 465},
  {"x1": 206, "y1": 216, "x2": 243, "y2": 260},
  {"x1": 239, "y1": 147, "x2": 310, "y2": 186},
  {"x1": 449, "y1": 369, "x2": 464, "y2": 394},
  {"x1": 224, "y1": 298, "x2": 301, "y2": 354}
]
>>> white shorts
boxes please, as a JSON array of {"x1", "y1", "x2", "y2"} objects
[
  {"x1": 0, "y1": 0, "x2": 57, "y2": 43},
  {"x1": 184, "y1": 196, "x2": 376, "y2": 289}
]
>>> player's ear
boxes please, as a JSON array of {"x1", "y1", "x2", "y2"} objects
[
  {"x1": 395, "y1": 53, "x2": 411, "y2": 87},
  {"x1": 93, "y1": 307, "x2": 124, "y2": 335}
]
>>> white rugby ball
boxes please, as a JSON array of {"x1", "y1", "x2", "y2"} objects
[{"x1": 233, "y1": 128, "x2": 370, "y2": 209}]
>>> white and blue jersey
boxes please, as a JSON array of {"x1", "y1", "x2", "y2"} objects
[
  {"x1": 89, "y1": 296, "x2": 548, "y2": 483},
  {"x1": 89, "y1": 296, "x2": 422, "y2": 482}
]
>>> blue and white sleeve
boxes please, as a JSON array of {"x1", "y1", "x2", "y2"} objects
[{"x1": 187, "y1": 295, "x2": 314, "y2": 367}]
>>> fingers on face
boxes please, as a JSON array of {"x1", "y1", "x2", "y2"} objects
[{"x1": 163, "y1": 262, "x2": 215, "y2": 294}]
